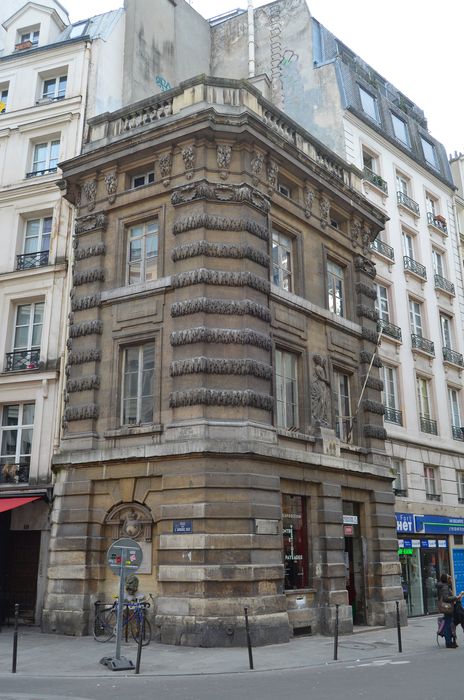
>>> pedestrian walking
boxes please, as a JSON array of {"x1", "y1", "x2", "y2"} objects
[{"x1": 437, "y1": 573, "x2": 463, "y2": 649}]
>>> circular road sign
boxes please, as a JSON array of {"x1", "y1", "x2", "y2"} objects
[{"x1": 107, "y1": 537, "x2": 143, "y2": 575}]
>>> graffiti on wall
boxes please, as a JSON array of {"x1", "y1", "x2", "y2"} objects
[{"x1": 155, "y1": 75, "x2": 172, "y2": 92}]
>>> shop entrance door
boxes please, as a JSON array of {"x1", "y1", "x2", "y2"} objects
[
  {"x1": 421, "y1": 545, "x2": 449, "y2": 615},
  {"x1": 344, "y1": 535, "x2": 366, "y2": 624},
  {"x1": 399, "y1": 549, "x2": 424, "y2": 616},
  {"x1": 7, "y1": 530, "x2": 41, "y2": 622}
]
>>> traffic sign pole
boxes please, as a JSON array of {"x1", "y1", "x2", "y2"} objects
[{"x1": 114, "y1": 550, "x2": 127, "y2": 661}]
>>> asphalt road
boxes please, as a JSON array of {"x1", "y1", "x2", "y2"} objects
[{"x1": 0, "y1": 646, "x2": 459, "y2": 700}]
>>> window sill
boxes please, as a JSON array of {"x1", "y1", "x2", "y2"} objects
[
  {"x1": 276, "y1": 427, "x2": 315, "y2": 443},
  {"x1": 104, "y1": 424, "x2": 163, "y2": 439}
]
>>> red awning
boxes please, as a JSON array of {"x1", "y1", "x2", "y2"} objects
[{"x1": 0, "y1": 496, "x2": 41, "y2": 514}]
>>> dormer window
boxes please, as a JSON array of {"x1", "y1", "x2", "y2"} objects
[
  {"x1": 16, "y1": 26, "x2": 40, "y2": 49},
  {"x1": 69, "y1": 21, "x2": 88, "y2": 38}
]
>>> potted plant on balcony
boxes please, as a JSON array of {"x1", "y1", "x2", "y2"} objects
[{"x1": 435, "y1": 214, "x2": 446, "y2": 224}]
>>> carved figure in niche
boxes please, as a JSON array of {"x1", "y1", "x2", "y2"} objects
[
  {"x1": 83, "y1": 180, "x2": 97, "y2": 211},
  {"x1": 122, "y1": 509, "x2": 143, "y2": 539},
  {"x1": 311, "y1": 354, "x2": 331, "y2": 426},
  {"x1": 104, "y1": 172, "x2": 118, "y2": 204},
  {"x1": 217, "y1": 145, "x2": 232, "y2": 180},
  {"x1": 182, "y1": 145, "x2": 196, "y2": 180},
  {"x1": 251, "y1": 152, "x2": 264, "y2": 184},
  {"x1": 267, "y1": 160, "x2": 279, "y2": 192},
  {"x1": 319, "y1": 195, "x2": 330, "y2": 229},
  {"x1": 159, "y1": 153, "x2": 172, "y2": 186},
  {"x1": 304, "y1": 186, "x2": 314, "y2": 218}
]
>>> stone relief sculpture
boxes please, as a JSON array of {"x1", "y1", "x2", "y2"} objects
[
  {"x1": 159, "y1": 152, "x2": 172, "y2": 187},
  {"x1": 173, "y1": 213, "x2": 269, "y2": 241},
  {"x1": 74, "y1": 213, "x2": 107, "y2": 235},
  {"x1": 311, "y1": 354, "x2": 331, "y2": 427},
  {"x1": 251, "y1": 152, "x2": 264, "y2": 185},
  {"x1": 182, "y1": 144, "x2": 196, "y2": 179},
  {"x1": 217, "y1": 144, "x2": 232, "y2": 180},
  {"x1": 319, "y1": 194, "x2": 330, "y2": 229},
  {"x1": 304, "y1": 185, "x2": 315, "y2": 219},
  {"x1": 104, "y1": 172, "x2": 118, "y2": 204},
  {"x1": 83, "y1": 179, "x2": 97, "y2": 211},
  {"x1": 267, "y1": 160, "x2": 279, "y2": 193}
]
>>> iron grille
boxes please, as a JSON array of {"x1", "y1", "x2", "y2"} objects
[
  {"x1": 420, "y1": 415, "x2": 438, "y2": 435},
  {"x1": 411, "y1": 334, "x2": 434, "y2": 355},
  {"x1": 370, "y1": 238, "x2": 395, "y2": 260},
  {"x1": 16, "y1": 251, "x2": 49, "y2": 270},
  {"x1": 384, "y1": 407, "x2": 403, "y2": 425},
  {"x1": 363, "y1": 166, "x2": 388, "y2": 194},
  {"x1": 379, "y1": 319, "x2": 402, "y2": 341},
  {"x1": 5, "y1": 349, "x2": 40, "y2": 371},
  {"x1": 443, "y1": 347, "x2": 464, "y2": 367},
  {"x1": 403, "y1": 256, "x2": 427, "y2": 279},
  {"x1": 434, "y1": 274, "x2": 455, "y2": 295},
  {"x1": 397, "y1": 191, "x2": 420, "y2": 216}
]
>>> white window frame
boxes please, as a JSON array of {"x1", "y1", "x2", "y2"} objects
[
  {"x1": 391, "y1": 113, "x2": 410, "y2": 146},
  {"x1": 18, "y1": 27, "x2": 40, "y2": 46},
  {"x1": 334, "y1": 370, "x2": 351, "y2": 442},
  {"x1": 375, "y1": 283, "x2": 390, "y2": 323},
  {"x1": 272, "y1": 230, "x2": 293, "y2": 292},
  {"x1": 359, "y1": 85, "x2": 379, "y2": 122},
  {"x1": 131, "y1": 171, "x2": 155, "y2": 189},
  {"x1": 402, "y1": 230, "x2": 414, "y2": 259},
  {"x1": 23, "y1": 216, "x2": 52, "y2": 254},
  {"x1": 0, "y1": 84, "x2": 8, "y2": 113},
  {"x1": 432, "y1": 249, "x2": 445, "y2": 277},
  {"x1": 127, "y1": 219, "x2": 159, "y2": 285},
  {"x1": 426, "y1": 194, "x2": 437, "y2": 217},
  {"x1": 13, "y1": 302, "x2": 44, "y2": 352},
  {"x1": 275, "y1": 349, "x2": 299, "y2": 430},
  {"x1": 0, "y1": 403, "x2": 35, "y2": 474},
  {"x1": 392, "y1": 458, "x2": 407, "y2": 495},
  {"x1": 416, "y1": 376, "x2": 432, "y2": 419},
  {"x1": 327, "y1": 260, "x2": 345, "y2": 317},
  {"x1": 440, "y1": 314, "x2": 453, "y2": 349},
  {"x1": 42, "y1": 74, "x2": 67, "y2": 101},
  {"x1": 421, "y1": 137, "x2": 438, "y2": 169},
  {"x1": 382, "y1": 364, "x2": 400, "y2": 415},
  {"x1": 449, "y1": 388, "x2": 462, "y2": 438},
  {"x1": 121, "y1": 342, "x2": 155, "y2": 426},
  {"x1": 456, "y1": 470, "x2": 464, "y2": 502},
  {"x1": 424, "y1": 465, "x2": 439, "y2": 498},
  {"x1": 409, "y1": 299, "x2": 423, "y2": 337},
  {"x1": 29, "y1": 139, "x2": 60, "y2": 176}
]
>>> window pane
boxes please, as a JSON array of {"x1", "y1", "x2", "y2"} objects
[
  {"x1": 123, "y1": 398, "x2": 137, "y2": 425},
  {"x1": 391, "y1": 113, "x2": 409, "y2": 145},
  {"x1": 22, "y1": 404, "x2": 35, "y2": 425},
  {"x1": 1, "y1": 429, "x2": 17, "y2": 457},
  {"x1": 20, "y1": 428, "x2": 33, "y2": 457},
  {"x1": 359, "y1": 86, "x2": 378, "y2": 121},
  {"x1": 129, "y1": 239, "x2": 142, "y2": 262},
  {"x1": 128, "y1": 261, "x2": 141, "y2": 284},
  {"x1": 140, "y1": 397, "x2": 153, "y2": 424},
  {"x1": 3, "y1": 405, "x2": 19, "y2": 426}
]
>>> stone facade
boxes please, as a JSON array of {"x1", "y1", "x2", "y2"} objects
[{"x1": 43, "y1": 77, "x2": 403, "y2": 645}]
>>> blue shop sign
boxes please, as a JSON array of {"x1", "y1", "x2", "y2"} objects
[
  {"x1": 396, "y1": 512, "x2": 415, "y2": 534},
  {"x1": 415, "y1": 514, "x2": 464, "y2": 535}
]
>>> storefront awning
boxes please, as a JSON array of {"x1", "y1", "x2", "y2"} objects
[{"x1": 0, "y1": 496, "x2": 41, "y2": 514}]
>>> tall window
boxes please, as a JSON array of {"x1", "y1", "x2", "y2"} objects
[
  {"x1": 416, "y1": 376, "x2": 432, "y2": 418},
  {"x1": 334, "y1": 370, "x2": 351, "y2": 442},
  {"x1": 402, "y1": 231, "x2": 414, "y2": 259},
  {"x1": 432, "y1": 249, "x2": 445, "y2": 277},
  {"x1": 382, "y1": 364, "x2": 401, "y2": 425},
  {"x1": 7, "y1": 302, "x2": 44, "y2": 371},
  {"x1": 426, "y1": 195, "x2": 437, "y2": 217},
  {"x1": 362, "y1": 149, "x2": 377, "y2": 172},
  {"x1": 449, "y1": 388, "x2": 462, "y2": 440},
  {"x1": 127, "y1": 220, "x2": 159, "y2": 285},
  {"x1": 0, "y1": 403, "x2": 35, "y2": 484},
  {"x1": 28, "y1": 140, "x2": 60, "y2": 177},
  {"x1": 440, "y1": 314, "x2": 453, "y2": 349},
  {"x1": 456, "y1": 471, "x2": 464, "y2": 503},
  {"x1": 391, "y1": 113, "x2": 410, "y2": 146},
  {"x1": 327, "y1": 260, "x2": 345, "y2": 317},
  {"x1": 359, "y1": 85, "x2": 379, "y2": 122},
  {"x1": 18, "y1": 217, "x2": 52, "y2": 269},
  {"x1": 275, "y1": 349, "x2": 299, "y2": 430},
  {"x1": 392, "y1": 458, "x2": 407, "y2": 496},
  {"x1": 282, "y1": 494, "x2": 309, "y2": 589},
  {"x1": 396, "y1": 174, "x2": 409, "y2": 197},
  {"x1": 375, "y1": 284, "x2": 390, "y2": 322},
  {"x1": 121, "y1": 343, "x2": 155, "y2": 425},
  {"x1": 409, "y1": 299, "x2": 423, "y2": 337},
  {"x1": 424, "y1": 465, "x2": 439, "y2": 499},
  {"x1": 42, "y1": 75, "x2": 67, "y2": 100},
  {"x1": 421, "y1": 137, "x2": 438, "y2": 169},
  {"x1": 272, "y1": 230, "x2": 292, "y2": 291},
  {"x1": 0, "y1": 85, "x2": 8, "y2": 113}
]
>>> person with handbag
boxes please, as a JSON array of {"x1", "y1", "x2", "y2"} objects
[{"x1": 437, "y1": 573, "x2": 463, "y2": 648}]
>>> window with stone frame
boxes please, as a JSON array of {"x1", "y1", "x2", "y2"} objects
[
  {"x1": 126, "y1": 219, "x2": 159, "y2": 285},
  {"x1": 0, "y1": 403, "x2": 35, "y2": 484},
  {"x1": 327, "y1": 259, "x2": 345, "y2": 317},
  {"x1": 334, "y1": 369, "x2": 352, "y2": 442},
  {"x1": 121, "y1": 342, "x2": 155, "y2": 426},
  {"x1": 275, "y1": 349, "x2": 299, "y2": 430},
  {"x1": 271, "y1": 229, "x2": 293, "y2": 292}
]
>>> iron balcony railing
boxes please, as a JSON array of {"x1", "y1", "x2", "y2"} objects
[
  {"x1": 452, "y1": 426, "x2": 464, "y2": 441},
  {"x1": 370, "y1": 238, "x2": 395, "y2": 261},
  {"x1": 363, "y1": 166, "x2": 388, "y2": 194},
  {"x1": 411, "y1": 334, "x2": 435, "y2": 355},
  {"x1": 378, "y1": 319, "x2": 402, "y2": 342},
  {"x1": 0, "y1": 460, "x2": 30, "y2": 484},
  {"x1": 426, "y1": 493, "x2": 441, "y2": 501},
  {"x1": 420, "y1": 414, "x2": 438, "y2": 435},
  {"x1": 16, "y1": 250, "x2": 49, "y2": 270},
  {"x1": 5, "y1": 348, "x2": 40, "y2": 372},
  {"x1": 384, "y1": 406, "x2": 403, "y2": 425},
  {"x1": 403, "y1": 255, "x2": 427, "y2": 279},
  {"x1": 443, "y1": 347, "x2": 464, "y2": 367},
  {"x1": 434, "y1": 274, "x2": 455, "y2": 295},
  {"x1": 397, "y1": 190, "x2": 420, "y2": 216},
  {"x1": 394, "y1": 487, "x2": 407, "y2": 497},
  {"x1": 25, "y1": 166, "x2": 57, "y2": 179},
  {"x1": 427, "y1": 211, "x2": 448, "y2": 233}
]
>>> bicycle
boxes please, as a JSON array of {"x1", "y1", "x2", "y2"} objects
[{"x1": 93, "y1": 599, "x2": 151, "y2": 645}]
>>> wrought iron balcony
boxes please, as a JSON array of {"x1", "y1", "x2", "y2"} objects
[
  {"x1": 397, "y1": 191, "x2": 420, "y2": 216},
  {"x1": 25, "y1": 167, "x2": 57, "y2": 179},
  {"x1": 378, "y1": 319, "x2": 402, "y2": 342},
  {"x1": 420, "y1": 414, "x2": 438, "y2": 435},
  {"x1": 443, "y1": 347, "x2": 464, "y2": 367},
  {"x1": 16, "y1": 250, "x2": 49, "y2": 270},
  {"x1": 426, "y1": 493, "x2": 441, "y2": 501},
  {"x1": 370, "y1": 238, "x2": 395, "y2": 261},
  {"x1": 427, "y1": 211, "x2": 448, "y2": 233},
  {"x1": 363, "y1": 166, "x2": 388, "y2": 194},
  {"x1": 0, "y1": 460, "x2": 30, "y2": 484},
  {"x1": 384, "y1": 407, "x2": 403, "y2": 425},
  {"x1": 5, "y1": 349, "x2": 40, "y2": 372},
  {"x1": 411, "y1": 334, "x2": 434, "y2": 355},
  {"x1": 394, "y1": 488, "x2": 407, "y2": 497},
  {"x1": 452, "y1": 426, "x2": 464, "y2": 441},
  {"x1": 403, "y1": 256, "x2": 427, "y2": 279},
  {"x1": 434, "y1": 274, "x2": 455, "y2": 295}
]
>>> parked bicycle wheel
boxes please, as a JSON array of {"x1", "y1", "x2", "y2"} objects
[
  {"x1": 129, "y1": 612, "x2": 152, "y2": 646},
  {"x1": 93, "y1": 606, "x2": 117, "y2": 642}
]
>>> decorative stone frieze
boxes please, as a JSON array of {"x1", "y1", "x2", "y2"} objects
[
  {"x1": 181, "y1": 144, "x2": 196, "y2": 179},
  {"x1": 159, "y1": 152, "x2": 172, "y2": 186},
  {"x1": 361, "y1": 326, "x2": 380, "y2": 344},
  {"x1": 362, "y1": 399, "x2": 386, "y2": 416},
  {"x1": 74, "y1": 213, "x2": 107, "y2": 235},
  {"x1": 82, "y1": 180, "x2": 97, "y2": 211},
  {"x1": 356, "y1": 304, "x2": 379, "y2": 322},
  {"x1": 355, "y1": 282, "x2": 377, "y2": 300},
  {"x1": 361, "y1": 375, "x2": 384, "y2": 392},
  {"x1": 363, "y1": 425, "x2": 388, "y2": 440},
  {"x1": 169, "y1": 388, "x2": 273, "y2": 410},
  {"x1": 104, "y1": 172, "x2": 118, "y2": 204},
  {"x1": 170, "y1": 357, "x2": 272, "y2": 379},
  {"x1": 66, "y1": 375, "x2": 101, "y2": 392},
  {"x1": 173, "y1": 213, "x2": 269, "y2": 241},
  {"x1": 304, "y1": 185, "x2": 315, "y2": 218},
  {"x1": 319, "y1": 194, "x2": 330, "y2": 229},
  {"x1": 217, "y1": 145, "x2": 232, "y2": 180},
  {"x1": 170, "y1": 327, "x2": 272, "y2": 350},
  {"x1": 267, "y1": 160, "x2": 278, "y2": 193},
  {"x1": 70, "y1": 294, "x2": 102, "y2": 312},
  {"x1": 67, "y1": 349, "x2": 102, "y2": 365},
  {"x1": 250, "y1": 151, "x2": 264, "y2": 185},
  {"x1": 74, "y1": 243, "x2": 107, "y2": 260},
  {"x1": 73, "y1": 269, "x2": 105, "y2": 286},
  {"x1": 69, "y1": 320, "x2": 103, "y2": 338},
  {"x1": 170, "y1": 298, "x2": 271, "y2": 322},
  {"x1": 171, "y1": 241, "x2": 269, "y2": 268},
  {"x1": 360, "y1": 350, "x2": 383, "y2": 368},
  {"x1": 171, "y1": 269, "x2": 270, "y2": 294},
  {"x1": 354, "y1": 255, "x2": 376, "y2": 279},
  {"x1": 64, "y1": 404, "x2": 99, "y2": 422},
  {"x1": 171, "y1": 180, "x2": 271, "y2": 214},
  {"x1": 351, "y1": 217, "x2": 362, "y2": 250}
]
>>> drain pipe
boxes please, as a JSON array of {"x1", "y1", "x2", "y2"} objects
[{"x1": 248, "y1": 0, "x2": 255, "y2": 78}]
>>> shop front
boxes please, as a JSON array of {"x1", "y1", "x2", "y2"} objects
[{"x1": 396, "y1": 512, "x2": 464, "y2": 616}]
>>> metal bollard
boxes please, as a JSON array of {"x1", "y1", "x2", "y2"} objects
[
  {"x1": 396, "y1": 600, "x2": 403, "y2": 653},
  {"x1": 12, "y1": 604, "x2": 19, "y2": 673},
  {"x1": 333, "y1": 603, "x2": 339, "y2": 661},
  {"x1": 244, "y1": 607, "x2": 254, "y2": 670},
  {"x1": 135, "y1": 608, "x2": 144, "y2": 675}
]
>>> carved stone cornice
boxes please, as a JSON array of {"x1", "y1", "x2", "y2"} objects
[
  {"x1": 74, "y1": 213, "x2": 107, "y2": 235},
  {"x1": 64, "y1": 404, "x2": 99, "y2": 422},
  {"x1": 170, "y1": 298, "x2": 271, "y2": 322},
  {"x1": 171, "y1": 241, "x2": 269, "y2": 268},
  {"x1": 171, "y1": 180, "x2": 271, "y2": 214},
  {"x1": 71, "y1": 294, "x2": 102, "y2": 312},
  {"x1": 173, "y1": 213, "x2": 268, "y2": 241},
  {"x1": 66, "y1": 375, "x2": 101, "y2": 392},
  {"x1": 355, "y1": 282, "x2": 377, "y2": 300},
  {"x1": 170, "y1": 357, "x2": 272, "y2": 379},
  {"x1": 170, "y1": 327, "x2": 272, "y2": 351},
  {"x1": 73, "y1": 269, "x2": 105, "y2": 286},
  {"x1": 169, "y1": 389, "x2": 273, "y2": 410},
  {"x1": 362, "y1": 399, "x2": 385, "y2": 416},
  {"x1": 67, "y1": 349, "x2": 102, "y2": 366},
  {"x1": 172, "y1": 269, "x2": 270, "y2": 294},
  {"x1": 69, "y1": 320, "x2": 103, "y2": 338},
  {"x1": 74, "y1": 243, "x2": 106, "y2": 260}
]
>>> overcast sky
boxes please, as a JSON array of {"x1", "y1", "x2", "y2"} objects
[{"x1": 64, "y1": 0, "x2": 464, "y2": 157}]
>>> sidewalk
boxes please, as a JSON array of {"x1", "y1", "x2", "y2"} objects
[{"x1": 0, "y1": 614, "x2": 450, "y2": 677}]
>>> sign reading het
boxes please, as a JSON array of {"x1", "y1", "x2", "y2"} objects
[
  {"x1": 107, "y1": 537, "x2": 143, "y2": 575},
  {"x1": 395, "y1": 513, "x2": 414, "y2": 533}
]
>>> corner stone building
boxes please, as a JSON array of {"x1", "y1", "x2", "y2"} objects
[{"x1": 43, "y1": 77, "x2": 403, "y2": 645}]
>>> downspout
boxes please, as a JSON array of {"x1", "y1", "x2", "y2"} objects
[{"x1": 248, "y1": 0, "x2": 255, "y2": 78}]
